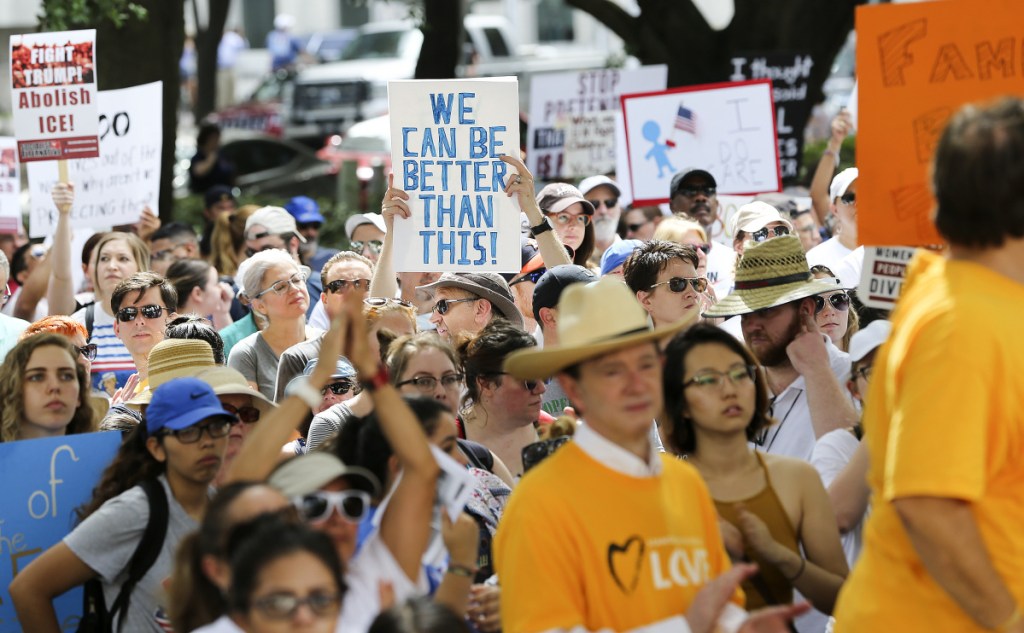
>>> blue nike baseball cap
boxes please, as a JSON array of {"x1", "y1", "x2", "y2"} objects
[{"x1": 146, "y1": 377, "x2": 237, "y2": 435}]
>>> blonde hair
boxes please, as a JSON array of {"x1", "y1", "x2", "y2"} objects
[
  {"x1": 653, "y1": 216, "x2": 707, "y2": 244},
  {"x1": 210, "y1": 205, "x2": 259, "y2": 276}
]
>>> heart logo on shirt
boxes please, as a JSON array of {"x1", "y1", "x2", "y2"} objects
[{"x1": 607, "y1": 536, "x2": 645, "y2": 594}]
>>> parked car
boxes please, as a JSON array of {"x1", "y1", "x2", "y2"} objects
[
  {"x1": 304, "y1": 29, "x2": 359, "y2": 63},
  {"x1": 208, "y1": 68, "x2": 296, "y2": 137},
  {"x1": 317, "y1": 114, "x2": 390, "y2": 210}
]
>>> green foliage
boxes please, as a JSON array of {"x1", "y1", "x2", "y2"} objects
[
  {"x1": 799, "y1": 136, "x2": 857, "y2": 186},
  {"x1": 39, "y1": 0, "x2": 147, "y2": 31}
]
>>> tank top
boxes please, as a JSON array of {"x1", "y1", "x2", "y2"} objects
[{"x1": 713, "y1": 452, "x2": 800, "y2": 608}]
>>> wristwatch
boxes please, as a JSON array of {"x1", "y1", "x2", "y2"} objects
[
  {"x1": 529, "y1": 217, "x2": 553, "y2": 238},
  {"x1": 285, "y1": 376, "x2": 321, "y2": 409}
]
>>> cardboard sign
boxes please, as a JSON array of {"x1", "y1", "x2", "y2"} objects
[
  {"x1": 857, "y1": 246, "x2": 917, "y2": 311},
  {"x1": 27, "y1": 81, "x2": 162, "y2": 238},
  {"x1": 0, "y1": 432, "x2": 121, "y2": 632},
  {"x1": 856, "y1": 0, "x2": 1024, "y2": 246},
  {"x1": 10, "y1": 30, "x2": 99, "y2": 162},
  {"x1": 388, "y1": 78, "x2": 521, "y2": 272},
  {"x1": 527, "y1": 66, "x2": 667, "y2": 180},
  {"x1": 0, "y1": 138, "x2": 20, "y2": 234},
  {"x1": 728, "y1": 52, "x2": 814, "y2": 184},
  {"x1": 621, "y1": 80, "x2": 780, "y2": 206}
]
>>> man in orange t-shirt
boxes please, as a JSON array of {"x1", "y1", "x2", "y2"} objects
[{"x1": 834, "y1": 98, "x2": 1024, "y2": 632}]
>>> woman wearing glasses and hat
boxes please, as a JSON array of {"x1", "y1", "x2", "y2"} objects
[{"x1": 11, "y1": 377, "x2": 238, "y2": 632}]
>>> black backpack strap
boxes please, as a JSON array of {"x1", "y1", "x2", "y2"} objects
[
  {"x1": 457, "y1": 438, "x2": 494, "y2": 472},
  {"x1": 84, "y1": 302, "x2": 96, "y2": 341},
  {"x1": 108, "y1": 479, "x2": 169, "y2": 632}
]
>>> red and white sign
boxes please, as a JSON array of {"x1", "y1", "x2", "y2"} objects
[{"x1": 10, "y1": 29, "x2": 99, "y2": 162}]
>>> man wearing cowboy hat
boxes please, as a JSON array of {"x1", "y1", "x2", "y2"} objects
[
  {"x1": 704, "y1": 235, "x2": 858, "y2": 461},
  {"x1": 495, "y1": 277, "x2": 806, "y2": 633},
  {"x1": 419, "y1": 272, "x2": 525, "y2": 341}
]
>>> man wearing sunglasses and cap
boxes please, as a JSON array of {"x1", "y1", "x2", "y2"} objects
[
  {"x1": 704, "y1": 235, "x2": 858, "y2": 462},
  {"x1": 669, "y1": 168, "x2": 738, "y2": 298},
  {"x1": 806, "y1": 168, "x2": 858, "y2": 272},
  {"x1": 419, "y1": 272, "x2": 525, "y2": 342},
  {"x1": 495, "y1": 277, "x2": 807, "y2": 633}
]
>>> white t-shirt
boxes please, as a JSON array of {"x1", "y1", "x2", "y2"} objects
[
  {"x1": 705, "y1": 241, "x2": 736, "y2": 298},
  {"x1": 831, "y1": 246, "x2": 865, "y2": 290},
  {"x1": 806, "y1": 237, "x2": 854, "y2": 273},
  {"x1": 810, "y1": 428, "x2": 865, "y2": 567}
]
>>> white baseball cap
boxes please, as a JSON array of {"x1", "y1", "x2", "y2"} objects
[
  {"x1": 849, "y1": 319, "x2": 892, "y2": 364},
  {"x1": 829, "y1": 167, "x2": 859, "y2": 201}
]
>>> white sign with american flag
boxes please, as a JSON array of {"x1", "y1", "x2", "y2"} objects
[{"x1": 621, "y1": 80, "x2": 780, "y2": 205}]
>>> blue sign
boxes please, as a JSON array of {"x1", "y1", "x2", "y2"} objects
[{"x1": 0, "y1": 432, "x2": 121, "y2": 632}]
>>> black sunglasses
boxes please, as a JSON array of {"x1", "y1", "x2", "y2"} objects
[
  {"x1": 325, "y1": 278, "x2": 370, "y2": 294},
  {"x1": 751, "y1": 226, "x2": 790, "y2": 242},
  {"x1": 589, "y1": 197, "x2": 618, "y2": 209},
  {"x1": 432, "y1": 297, "x2": 476, "y2": 315},
  {"x1": 77, "y1": 343, "x2": 98, "y2": 361},
  {"x1": 222, "y1": 402, "x2": 261, "y2": 424},
  {"x1": 814, "y1": 293, "x2": 851, "y2": 314},
  {"x1": 489, "y1": 372, "x2": 541, "y2": 392},
  {"x1": 116, "y1": 305, "x2": 171, "y2": 322},
  {"x1": 510, "y1": 270, "x2": 545, "y2": 286},
  {"x1": 626, "y1": 222, "x2": 650, "y2": 233},
  {"x1": 649, "y1": 277, "x2": 708, "y2": 294},
  {"x1": 695, "y1": 243, "x2": 712, "y2": 255},
  {"x1": 839, "y1": 192, "x2": 856, "y2": 205},
  {"x1": 321, "y1": 380, "x2": 360, "y2": 397},
  {"x1": 522, "y1": 436, "x2": 571, "y2": 473},
  {"x1": 676, "y1": 185, "x2": 716, "y2": 197}
]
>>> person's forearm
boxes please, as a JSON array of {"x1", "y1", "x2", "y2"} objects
[
  {"x1": 520, "y1": 196, "x2": 571, "y2": 269},
  {"x1": 828, "y1": 440, "x2": 870, "y2": 532},
  {"x1": 769, "y1": 547, "x2": 845, "y2": 615},
  {"x1": 804, "y1": 371, "x2": 858, "y2": 439},
  {"x1": 224, "y1": 396, "x2": 312, "y2": 483},
  {"x1": 10, "y1": 593, "x2": 60, "y2": 633},
  {"x1": 434, "y1": 570, "x2": 474, "y2": 617},
  {"x1": 370, "y1": 384, "x2": 437, "y2": 477},
  {"x1": 368, "y1": 231, "x2": 398, "y2": 299},
  {"x1": 47, "y1": 210, "x2": 77, "y2": 315},
  {"x1": 894, "y1": 496, "x2": 1018, "y2": 628},
  {"x1": 192, "y1": 153, "x2": 217, "y2": 177},
  {"x1": 809, "y1": 146, "x2": 839, "y2": 226}
]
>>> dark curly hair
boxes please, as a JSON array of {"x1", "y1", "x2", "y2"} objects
[
  {"x1": 662, "y1": 324, "x2": 774, "y2": 454},
  {"x1": 457, "y1": 319, "x2": 536, "y2": 408}
]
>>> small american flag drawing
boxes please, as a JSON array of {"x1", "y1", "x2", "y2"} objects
[{"x1": 666, "y1": 104, "x2": 696, "y2": 147}]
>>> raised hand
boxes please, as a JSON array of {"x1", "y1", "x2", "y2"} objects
[
  {"x1": 685, "y1": 563, "x2": 758, "y2": 633},
  {"x1": 380, "y1": 173, "x2": 411, "y2": 231},
  {"x1": 786, "y1": 310, "x2": 829, "y2": 376}
]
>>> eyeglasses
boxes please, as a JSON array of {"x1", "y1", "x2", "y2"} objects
[
  {"x1": 696, "y1": 243, "x2": 712, "y2": 255},
  {"x1": 150, "y1": 248, "x2": 181, "y2": 262},
  {"x1": 364, "y1": 297, "x2": 415, "y2": 309},
  {"x1": 431, "y1": 297, "x2": 476, "y2": 315},
  {"x1": 351, "y1": 240, "x2": 383, "y2": 254},
  {"x1": 839, "y1": 192, "x2": 856, "y2": 205},
  {"x1": 648, "y1": 277, "x2": 708, "y2": 294},
  {"x1": 489, "y1": 372, "x2": 541, "y2": 392},
  {"x1": 522, "y1": 436, "x2": 571, "y2": 473},
  {"x1": 244, "y1": 238, "x2": 284, "y2": 258},
  {"x1": 396, "y1": 374, "x2": 464, "y2": 392},
  {"x1": 222, "y1": 402, "x2": 261, "y2": 424},
  {"x1": 252, "y1": 591, "x2": 342, "y2": 620},
  {"x1": 510, "y1": 270, "x2": 545, "y2": 287},
  {"x1": 321, "y1": 379, "x2": 360, "y2": 397},
  {"x1": 116, "y1": 304, "x2": 171, "y2": 322},
  {"x1": 626, "y1": 222, "x2": 650, "y2": 233},
  {"x1": 676, "y1": 185, "x2": 716, "y2": 198},
  {"x1": 546, "y1": 212, "x2": 591, "y2": 227},
  {"x1": 77, "y1": 343, "x2": 98, "y2": 361},
  {"x1": 684, "y1": 364, "x2": 758, "y2": 389},
  {"x1": 588, "y1": 197, "x2": 618, "y2": 209},
  {"x1": 854, "y1": 365, "x2": 873, "y2": 381},
  {"x1": 297, "y1": 222, "x2": 322, "y2": 231},
  {"x1": 814, "y1": 292, "x2": 851, "y2": 314},
  {"x1": 159, "y1": 419, "x2": 233, "y2": 444},
  {"x1": 325, "y1": 278, "x2": 370, "y2": 294},
  {"x1": 294, "y1": 489, "x2": 371, "y2": 523},
  {"x1": 751, "y1": 226, "x2": 790, "y2": 242},
  {"x1": 254, "y1": 272, "x2": 307, "y2": 299}
]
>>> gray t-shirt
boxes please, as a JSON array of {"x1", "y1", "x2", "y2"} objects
[
  {"x1": 228, "y1": 328, "x2": 321, "y2": 401},
  {"x1": 307, "y1": 402, "x2": 357, "y2": 451},
  {"x1": 273, "y1": 333, "x2": 324, "y2": 403},
  {"x1": 64, "y1": 476, "x2": 197, "y2": 633}
]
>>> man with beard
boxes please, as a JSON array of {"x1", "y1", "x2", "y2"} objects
[
  {"x1": 704, "y1": 235, "x2": 858, "y2": 461},
  {"x1": 669, "y1": 169, "x2": 736, "y2": 294},
  {"x1": 579, "y1": 175, "x2": 622, "y2": 267}
]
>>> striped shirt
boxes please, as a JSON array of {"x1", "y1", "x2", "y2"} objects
[{"x1": 72, "y1": 304, "x2": 137, "y2": 393}]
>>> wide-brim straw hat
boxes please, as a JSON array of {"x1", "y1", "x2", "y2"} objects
[
  {"x1": 418, "y1": 272, "x2": 524, "y2": 330},
  {"x1": 126, "y1": 339, "x2": 217, "y2": 408},
  {"x1": 703, "y1": 235, "x2": 839, "y2": 318},
  {"x1": 503, "y1": 276, "x2": 693, "y2": 380},
  {"x1": 194, "y1": 366, "x2": 276, "y2": 415}
]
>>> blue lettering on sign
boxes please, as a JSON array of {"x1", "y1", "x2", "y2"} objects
[
  {"x1": 430, "y1": 93, "x2": 455, "y2": 124},
  {"x1": 458, "y1": 92, "x2": 477, "y2": 124}
]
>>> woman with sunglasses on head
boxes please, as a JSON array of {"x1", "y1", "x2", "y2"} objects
[
  {"x1": 457, "y1": 319, "x2": 544, "y2": 478},
  {"x1": 229, "y1": 249, "x2": 320, "y2": 400},
  {"x1": 0, "y1": 333, "x2": 95, "y2": 442},
  {"x1": 10, "y1": 377, "x2": 236, "y2": 633},
  {"x1": 662, "y1": 324, "x2": 848, "y2": 620},
  {"x1": 811, "y1": 266, "x2": 859, "y2": 352}
]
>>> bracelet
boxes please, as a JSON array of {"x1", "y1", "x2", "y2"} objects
[
  {"x1": 446, "y1": 563, "x2": 477, "y2": 578},
  {"x1": 360, "y1": 365, "x2": 390, "y2": 392},
  {"x1": 996, "y1": 606, "x2": 1022, "y2": 632},
  {"x1": 785, "y1": 557, "x2": 806, "y2": 582}
]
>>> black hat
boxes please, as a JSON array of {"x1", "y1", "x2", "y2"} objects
[
  {"x1": 669, "y1": 169, "x2": 717, "y2": 197},
  {"x1": 204, "y1": 185, "x2": 235, "y2": 208},
  {"x1": 532, "y1": 264, "x2": 597, "y2": 323}
]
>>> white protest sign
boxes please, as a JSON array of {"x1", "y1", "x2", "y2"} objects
[
  {"x1": 857, "y1": 246, "x2": 917, "y2": 311},
  {"x1": 527, "y1": 66, "x2": 667, "y2": 181},
  {"x1": 388, "y1": 78, "x2": 521, "y2": 273},
  {"x1": 10, "y1": 29, "x2": 99, "y2": 162},
  {"x1": 27, "y1": 81, "x2": 162, "y2": 238},
  {"x1": 0, "y1": 138, "x2": 20, "y2": 234},
  {"x1": 621, "y1": 80, "x2": 780, "y2": 206}
]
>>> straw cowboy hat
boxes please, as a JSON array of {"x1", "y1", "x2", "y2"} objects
[
  {"x1": 195, "y1": 366, "x2": 276, "y2": 415},
  {"x1": 503, "y1": 276, "x2": 693, "y2": 380},
  {"x1": 126, "y1": 339, "x2": 217, "y2": 408},
  {"x1": 703, "y1": 235, "x2": 839, "y2": 318}
]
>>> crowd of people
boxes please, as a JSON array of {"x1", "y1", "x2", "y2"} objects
[{"x1": 1, "y1": 93, "x2": 1022, "y2": 633}]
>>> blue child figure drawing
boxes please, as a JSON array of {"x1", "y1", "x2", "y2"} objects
[{"x1": 642, "y1": 120, "x2": 675, "y2": 178}]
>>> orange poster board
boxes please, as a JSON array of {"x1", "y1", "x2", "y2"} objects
[{"x1": 856, "y1": 0, "x2": 1024, "y2": 246}]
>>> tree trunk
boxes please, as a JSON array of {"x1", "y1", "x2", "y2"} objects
[
  {"x1": 94, "y1": 0, "x2": 185, "y2": 224},
  {"x1": 414, "y1": 0, "x2": 466, "y2": 79},
  {"x1": 194, "y1": 0, "x2": 231, "y2": 123}
]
